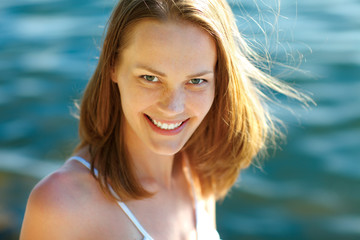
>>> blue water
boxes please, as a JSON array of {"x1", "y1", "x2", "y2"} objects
[{"x1": 0, "y1": 0, "x2": 359, "y2": 239}]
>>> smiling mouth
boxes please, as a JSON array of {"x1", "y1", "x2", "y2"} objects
[{"x1": 145, "y1": 114, "x2": 186, "y2": 130}]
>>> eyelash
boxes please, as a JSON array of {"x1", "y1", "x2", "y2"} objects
[{"x1": 140, "y1": 75, "x2": 207, "y2": 85}]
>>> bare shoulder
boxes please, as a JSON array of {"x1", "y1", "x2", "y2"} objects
[
  {"x1": 20, "y1": 158, "x2": 143, "y2": 240},
  {"x1": 20, "y1": 160, "x2": 106, "y2": 239}
]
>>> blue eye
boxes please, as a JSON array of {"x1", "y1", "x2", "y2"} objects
[
  {"x1": 142, "y1": 75, "x2": 159, "y2": 82},
  {"x1": 189, "y1": 78, "x2": 205, "y2": 85}
]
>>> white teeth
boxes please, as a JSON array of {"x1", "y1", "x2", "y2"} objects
[{"x1": 151, "y1": 118, "x2": 183, "y2": 130}]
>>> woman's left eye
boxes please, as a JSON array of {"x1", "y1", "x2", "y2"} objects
[{"x1": 189, "y1": 78, "x2": 205, "y2": 85}]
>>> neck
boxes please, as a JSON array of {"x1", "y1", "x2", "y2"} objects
[
  {"x1": 130, "y1": 147, "x2": 177, "y2": 190},
  {"x1": 124, "y1": 124, "x2": 181, "y2": 191}
]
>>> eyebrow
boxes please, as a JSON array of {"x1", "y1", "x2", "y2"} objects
[{"x1": 134, "y1": 64, "x2": 214, "y2": 79}]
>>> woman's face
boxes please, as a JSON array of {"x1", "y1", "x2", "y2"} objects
[{"x1": 112, "y1": 19, "x2": 217, "y2": 156}]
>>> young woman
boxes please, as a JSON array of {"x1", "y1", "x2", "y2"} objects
[{"x1": 20, "y1": 0, "x2": 307, "y2": 239}]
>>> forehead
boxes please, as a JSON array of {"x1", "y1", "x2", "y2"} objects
[
  {"x1": 130, "y1": 19, "x2": 214, "y2": 48},
  {"x1": 119, "y1": 19, "x2": 217, "y2": 73}
]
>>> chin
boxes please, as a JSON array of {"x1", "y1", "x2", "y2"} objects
[{"x1": 148, "y1": 140, "x2": 187, "y2": 156}]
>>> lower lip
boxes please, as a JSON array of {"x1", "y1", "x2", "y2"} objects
[{"x1": 144, "y1": 115, "x2": 188, "y2": 136}]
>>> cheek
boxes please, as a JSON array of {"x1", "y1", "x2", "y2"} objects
[
  {"x1": 188, "y1": 90, "x2": 215, "y2": 118},
  {"x1": 118, "y1": 83, "x2": 138, "y2": 118},
  {"x1": 203, "y1": 94, "x2": 215, "y2": 116},
  {"x1": 118, "y1": 83, "x2": 159, "y2": 115}
]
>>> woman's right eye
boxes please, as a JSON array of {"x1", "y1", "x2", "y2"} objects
[{"x1": 141, "y1": 75, "x2": 159, "y2": 82}]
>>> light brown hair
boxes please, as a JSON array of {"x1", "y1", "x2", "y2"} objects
[{"x1": 75, "y1": 0, "x2": 309, "y2": 200}]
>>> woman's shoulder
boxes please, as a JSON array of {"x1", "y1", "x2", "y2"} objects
[
  {"x1": 32, "y1": 158, "x2": 100, "y2": 206},
  {"x1": 20, "y1": 159, "x2": 108, "y2": 239},
  {"x1": 26, "y1": 149, "x2": 105, "y2": 211},
  {"x1": 20, "y1": 157, "x2": 143, "y2": 240},
  {"x1": 35, "y1": 160, "x2": 97, "y2": 204}
]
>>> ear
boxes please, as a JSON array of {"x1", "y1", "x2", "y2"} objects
[{"x1": 111, "y1": 66, "x2": 117, "y2": 83}]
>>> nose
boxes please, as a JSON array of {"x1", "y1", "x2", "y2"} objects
[{"x1": 158, "y1": 87, "x2": 185, "y2": 115}]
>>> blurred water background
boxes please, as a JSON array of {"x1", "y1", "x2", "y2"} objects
[{"x1": 0, "y1": 0, "x2": 359, "y2": 239}]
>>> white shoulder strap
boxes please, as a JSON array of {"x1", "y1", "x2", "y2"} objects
[
  {"x1": 69, "y1": 156, "x2": 153, "y2": 240},
  {"x1": 116, "y1": 201, "x2": 154, "y2": 240},
  {"x1": 68, "y1": 156, "x2": 99, "y2": 176}
]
